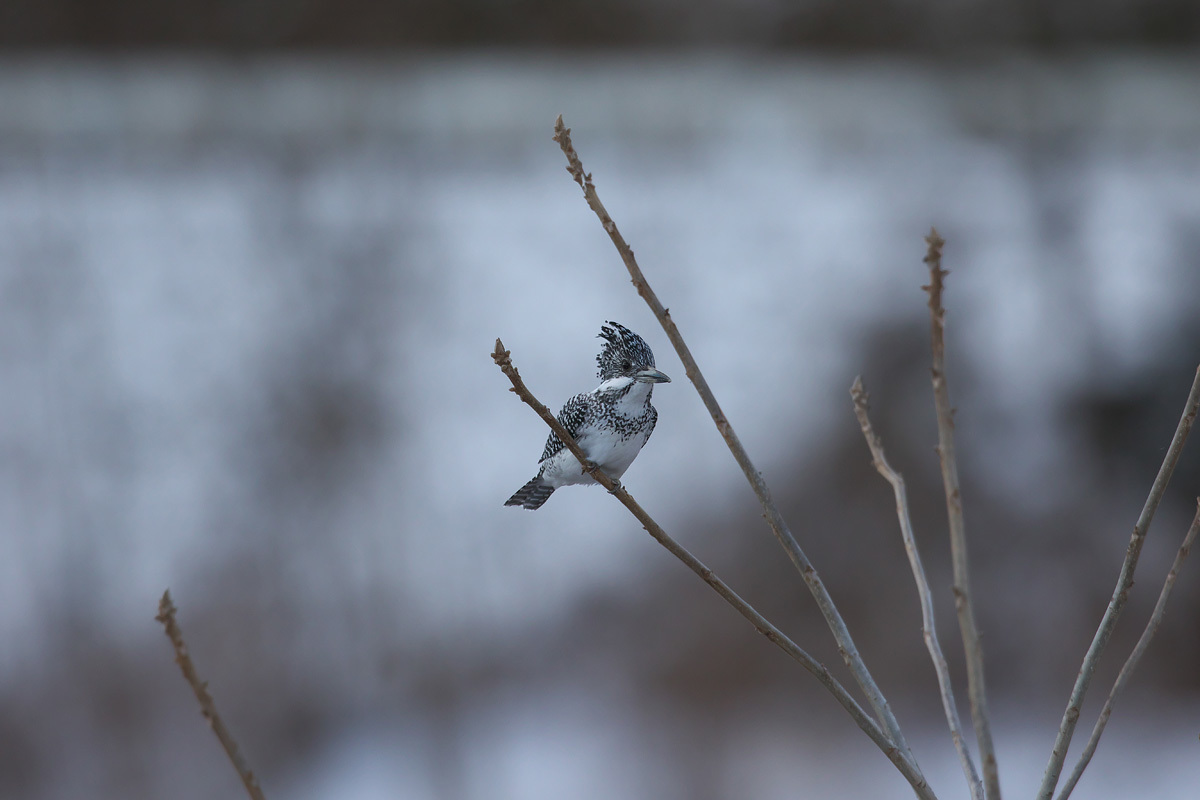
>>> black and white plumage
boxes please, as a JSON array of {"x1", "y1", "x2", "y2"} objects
[{"x1": 505, "y1": 321, "x2": 670, "y2": 510}]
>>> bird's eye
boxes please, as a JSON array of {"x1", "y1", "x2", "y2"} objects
[{"x1": 621, "y1": 359, "x2": 632, "y2": 372}]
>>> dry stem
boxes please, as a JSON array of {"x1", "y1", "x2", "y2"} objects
[
  {"x1": 493, "y1": 340, "x2": 935, "y2": 800},
  {"x1": 156, "y1": 590, "x2": 267, "y2": 800},
  {"x1": 852, "y1": 377, "x2": 984, "y2": 800},
  {"x1": 1037, "y1": 365, "x2": 1200, "y2": 800},
  {"x1": 923, "y1": 229, "x2": 1001, "y2": 800},
  {"x1": 1056, "y1": 501, "x2": 1200, "y2": 800},
  {"x1": 551, "y1": 114, "x2": 920, "y2": 773}
]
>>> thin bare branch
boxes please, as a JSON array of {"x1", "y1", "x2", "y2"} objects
[
  {"x1": 923, "y1": 229, "x2": 1001, "y2": 800},
  {"x1": 1056, "y1": 501, "x2": 1200, "y2": 800},
  {"x1": 156, "y1": 590, "x2": 267, "y2": 800},
  {"x1": 1037, "y1": 365, "x2": 1200, "y2": 800},
  {"x1": 852, "y1": 377, "x2": 984, "y2": 800},
  {"x1": 551, "y1": 114, "x2": 921, "y2": 774},
  {"x1": 493, "y1": 340, "x2": 936, "y2": 800}
]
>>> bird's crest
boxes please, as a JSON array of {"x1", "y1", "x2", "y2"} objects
[{"x1": 596, "y1": 321, "x2": 656, "y2": 380}]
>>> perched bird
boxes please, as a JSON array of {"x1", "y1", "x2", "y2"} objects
[{"x1": 505, "y1": 321, "x2": 670, "y2": 510}]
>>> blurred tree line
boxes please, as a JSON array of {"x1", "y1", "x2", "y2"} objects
[{"x1": 1, "y1": 0, "x2": 1198, "y2": 49}]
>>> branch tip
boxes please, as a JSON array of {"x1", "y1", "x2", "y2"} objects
[
  {"x1": 491, "y1": 339, "x2": 515, "y2": 374},
  {"x1": 157, "y1": 589, "x2": 176, "y2": 623},
  {"x1": 157, "y1": 592, "x2": 267, "y2": 800},
  {"x1": 850, "y1": 376, "x2": 868, "y2": 406}
]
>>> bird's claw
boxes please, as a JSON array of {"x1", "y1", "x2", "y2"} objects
[{"x1": 584, "y1": 461, "x2": 622, "y2": 494}]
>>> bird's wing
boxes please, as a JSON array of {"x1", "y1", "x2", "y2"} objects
[
  {"x1": 538, "y1": 392, "x2": 591, "y2": 464},
  {"x1": 645, "y1": 405, "x2": 658, "y2": 441}
]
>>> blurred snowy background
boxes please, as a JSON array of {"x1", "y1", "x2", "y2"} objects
[{"x1": 3, "y1": 4, "x2": 1200, "y2": 799}]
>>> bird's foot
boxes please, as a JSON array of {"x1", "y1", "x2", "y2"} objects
[{"x1": 584, "y1": 461, "x2": 622, "y2": 494}]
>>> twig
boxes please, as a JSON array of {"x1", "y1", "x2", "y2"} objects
[
  {"x1": 550, "y1": 114, "x2": 921, "y2": 775},
  {"x1": 1037, "y1": 365, "x2": 1200, "y2": 800},
  {"x1": 1056, "y1": 501, "x2": 1200, "y2": 800},
  {"x1": 923, "y1": 228, "x2": 1001, "y2": 800},
  {"x1": 156, "y1": 590, "x2": 267, "y2": 800},
  {"x1": 852, "y1": 377, "x2": 984, "y2": 800},
  {"x1": 493, "y1": 340, "x2": 936, "y2": 800}
]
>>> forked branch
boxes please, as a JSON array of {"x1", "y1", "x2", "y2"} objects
[
  {"x1": 1037, "y1": 365, "x2": 1200, "y2": 800},
  {"x1": 924, "y1": 229, "x2": 1001, "y2": 800},
  {"x1": 1056, "y1": 501, "x2": 1200, "y2": 800},
  {"x1": 852, "y1": 377, "x2": 984, "y2": 800},
  {"x1": 551, "y1": 114, "x2": 920, "y2": 774},
  {"x1": 492, "y1": 340, "x2": 935, "y2": 799}
]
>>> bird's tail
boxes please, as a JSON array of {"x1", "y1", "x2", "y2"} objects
[{"x1": 505, "y1": 477, "x2": 555, "y2": 510}]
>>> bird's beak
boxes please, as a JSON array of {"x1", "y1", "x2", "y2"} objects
[{"x1": 636, "y1": 368, "x2": 671, "y2": 384}]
